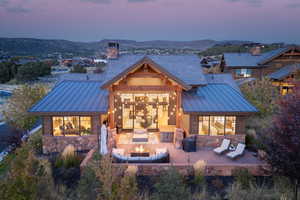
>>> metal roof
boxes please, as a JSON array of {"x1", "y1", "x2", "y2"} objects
[
  {"x1": 268, "y1": 64, "x2": 300, "y2": 80},
  {"x1": 205, "y1": 73, "x2": 241, "y2": 92},
  {"x1": 223, "y1": 47, "x2": 289, "y2": 68},
  {"x1": 29, "y1": 80, "x2": 108, "y2": 114},
  {"x1": 103, "y1": 55, "x2": 206, "y2": 87},
  {"x1": 182, "y1": 84, "x2": 257, "y2": 113}
]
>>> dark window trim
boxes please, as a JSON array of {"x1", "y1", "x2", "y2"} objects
[
  {"x1": 52, "y1": 116, "x2": 92, "y2": 136},
  {"x1": 198, "y1": 115, "x2": 236, "y2": 136}
]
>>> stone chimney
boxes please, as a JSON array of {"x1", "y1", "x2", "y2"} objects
[
  {"x1": 106, "y1": 42, "x2": 119, "y2": 59},
  {"x1": 250, "y1": 46, "x2": 261, "y2": 56}
]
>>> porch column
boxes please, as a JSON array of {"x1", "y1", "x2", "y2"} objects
[
  {"x1": 176, "y1": 87, "x2": 182, "y2": 128},
  {"x1": 108, "y1": 87, "x2": 115, "y2": 129}
]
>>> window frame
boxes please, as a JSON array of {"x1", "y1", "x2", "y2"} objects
[
  {"x1": 198, "y1": 116, "x2": 236, "y2": 136},
  {"x1": 52, "y1": 116, "x2": 92, "y2": 136}
]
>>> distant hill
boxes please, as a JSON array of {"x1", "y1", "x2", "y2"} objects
[{"x1": 0, "y1": 37, "x2": 254, "y2": 57}]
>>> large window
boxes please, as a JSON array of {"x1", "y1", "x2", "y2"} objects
[
  {"x1": 198, "y1": 116, "x2": 236, "y2": 136},
  {"x1": 235, "y1": 69, "x2": 252, "y2": 78},
  {"x1": 52, "y1": 116, "x2": 92, "y2": 136},
  {"x1": 120, "y1": 93, "x2": 170, "y2": 130}
]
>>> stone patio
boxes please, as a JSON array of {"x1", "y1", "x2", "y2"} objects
[{"x1": 114, "y1": 142, "x2": 269, "y2": 176}]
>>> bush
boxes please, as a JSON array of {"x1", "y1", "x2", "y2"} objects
[
  {"x1": 28, "y1": 130, "x2": 43, "y2": 154},
  {"x1": 152, "y1": 167, "x2": 191, "y2": 200},
  {"x1": 71, "y1": 65, "x2": 87, "y2": 73},
  {"x1": 73, "y1": 166, "x2": 100, "y2": 200},
  {"x1": 225, "y1": 182, "x2": 275, "y2": 200},
  {"x1": 232, "y1": 168, "x2": 255, "y2": 189}
]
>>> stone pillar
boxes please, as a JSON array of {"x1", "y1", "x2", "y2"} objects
[
  {"x1": 174, "y1": 128, "x2": 184, "y2": 149},
  {"x1": 107, "y1": 128, "x2": 117, "y2": 153}
]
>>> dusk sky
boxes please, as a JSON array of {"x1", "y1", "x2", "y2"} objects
[{"x1": 0, "y1": 0, "x2": 300, "y2": 43}]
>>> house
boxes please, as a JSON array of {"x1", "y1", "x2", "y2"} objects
[
  {"x1": 29, "y1": 51, "x2": 257, "y2": 163},
  {"x1": 221, "y1": 46, "x2": 300, "y2": 94}
]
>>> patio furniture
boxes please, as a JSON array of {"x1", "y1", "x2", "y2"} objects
[
  {"x1": 132, "y1": 129, "x2": 149, "y2": 143},
  {"x1": 112, "y1": 148, "x2": 125, "y2": 156},
  {"x1": 213, "y1": 139, "x2": 230, "y2": 154},
  {"x1": 112, "y1": 148, "x2": 169, "y2": 163},
  {"x1": 226, "y1": 143, "x2": 246, "y2": 159},
  {"x1": 183, "y1": 136, "x2": 197, "y2": 152},
  {"x1": 160, "y1": 131, "x2": 174, "y2": 143}
]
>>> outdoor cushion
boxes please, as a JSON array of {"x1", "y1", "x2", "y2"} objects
[
  {"x1": 226, "y1": 143, "x2": 245, "y2": 159},
  {"x1": 112, "y1": 148, "x2": 125, "y2": 156},
  {"x1": 213, "y1": 139, "x2": 230, "y2": 154}
]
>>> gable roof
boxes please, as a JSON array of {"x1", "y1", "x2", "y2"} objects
[
  {"x1": 29, "y1": 80, "x2": 108, "y2": 114},
  {"x1": 102, "y1": 55, "x2": 206, "y2": 90},
  {"x1": 268, "y1": 64, "x2": 300, "y2": 80},
  {"x1": 182, "y1": 84, "x2": 257, "y2": 114},
  {"x1": 223, "y1": 46, "x2": 299, "y2": 68}
]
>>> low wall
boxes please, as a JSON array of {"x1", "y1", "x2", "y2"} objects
[
  {"x1": 196, "y1": 135, "x2": 245, "y2": 149},
  {"x1": 43, "y1": 135, "x2": 98, "y2": 154},
  {"x1": 112, "y1": 163, "x2": 269, "y2": 176}
]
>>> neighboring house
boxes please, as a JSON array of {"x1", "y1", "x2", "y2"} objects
[
  {"x1": 29, "y1": 53, "x2": 257, "y2": 158},
  {"x1": 221, "y1": 46, "x2": 300, "y2": 94}
]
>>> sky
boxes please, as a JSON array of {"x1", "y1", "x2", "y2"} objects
[{"x1": 0, "y1": 0, "x2": 300, "y2": 43}]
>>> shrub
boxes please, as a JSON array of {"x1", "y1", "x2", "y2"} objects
[
  {"x1": 232, "y1": 168, "x2": 255, "y2": 189},
  {"x1": 152, "y1": 167, "x2": 191, "y2": 200},
  {"x1": 225, "y1": 182, "x2": 275, "y2": 200},
  {"x1": 28, "y1": 130, "x2": 43, "y2": 154},
  {"x1": 118, "y1": 173, "x2": 139, "y2": 200},
  {"x1": 73, "y1": 166, "x2": 100, "y2": 200},
  {"x1": 71, "y1": 65, "x2": 87, "y2": 73}
]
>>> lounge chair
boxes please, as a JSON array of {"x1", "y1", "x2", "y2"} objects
[
  {"x1": 213, "y1": 139, "x2": 230, "y2": 154},
  {"x1": 226, "y1": 143, "x2": 246, "y2": 159}
]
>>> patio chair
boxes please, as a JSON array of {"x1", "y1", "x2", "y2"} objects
[
  {"x1": 226, "y1": 143, "x2": 246, "y2": 159},
  {"x1": 213, "y1": 139, "x2": 230, "y2": 154}
]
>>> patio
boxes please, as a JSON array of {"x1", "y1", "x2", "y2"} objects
[
  {"x1": 116, "y1": 142, "x2": 264, "y2": 165},
  {"x1": 113, "y1": 143, "x2": 269, "y2": 176}
]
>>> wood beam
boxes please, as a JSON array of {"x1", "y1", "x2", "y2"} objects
[{"x1": 113, "y1": 85, "x2": 177, "y2": 91}]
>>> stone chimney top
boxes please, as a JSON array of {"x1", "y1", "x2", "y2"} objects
[
  {"x1": 106, "y1": 42, "x2": 119, "y2": 59},
  {"x1": 250, "y1": 46, "x2": 261, "y2": 56}
]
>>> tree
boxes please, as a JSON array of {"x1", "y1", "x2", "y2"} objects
[
  {"x1": 15, "y1": 62, "x2": 51, "y2": 82},
  {"x1": 71, "y1": 65, "x2": 87, "y2": 73},
  {"x1": 16, "y1": 63, "x2": 40, "y2": 82},
  {"x1": 262, "y1": 83, "x2": 300, "y2": 200},
  {"x1": 241, "y1": 77, "x2": 280, "y2": 117},
  {"x1": 0, "y1": 62, "x2": 18, "y2": 83},
  {"x1": 3, "y1": 84, "x2": 48, "y2": 131}
]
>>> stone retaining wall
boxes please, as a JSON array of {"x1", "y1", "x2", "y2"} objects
[
  {"x1": 112, "y1": 163, "x2": 269, "y2": 176},
  {"x1": 43, "y1": 135, "x2": 98, "y2": 154},
  {"x1": 196, "y1": 134, "x2": 245, "y2": 149}
]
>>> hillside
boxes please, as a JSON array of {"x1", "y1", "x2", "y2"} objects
[{"x1": 0, "y1": 37, "x2": 257, "y2": 57}]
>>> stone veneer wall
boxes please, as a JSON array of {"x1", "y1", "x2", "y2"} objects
[
  {"x1": 43, "y1": 135, "x2": 98, "y2": 154},
  {"x1": 42, "y1": 115, "x2": 101, "y2": 154}
]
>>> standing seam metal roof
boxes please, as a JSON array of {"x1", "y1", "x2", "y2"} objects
[
  {"x1": 103, "y1": 55, "x2": 207, "y2": 86},
  {"x1": 268, "y1": 64, "x2": 300, "y2": 80},
  {"x1": 223, "y1": 47, "x2": 288, "y2": 68},
  {"x1": 29, "y1": 80, "x2": 108, "y2": 113},
  {"x1": 182, "y1": 84, "x2": 257, "y2": 113}
]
